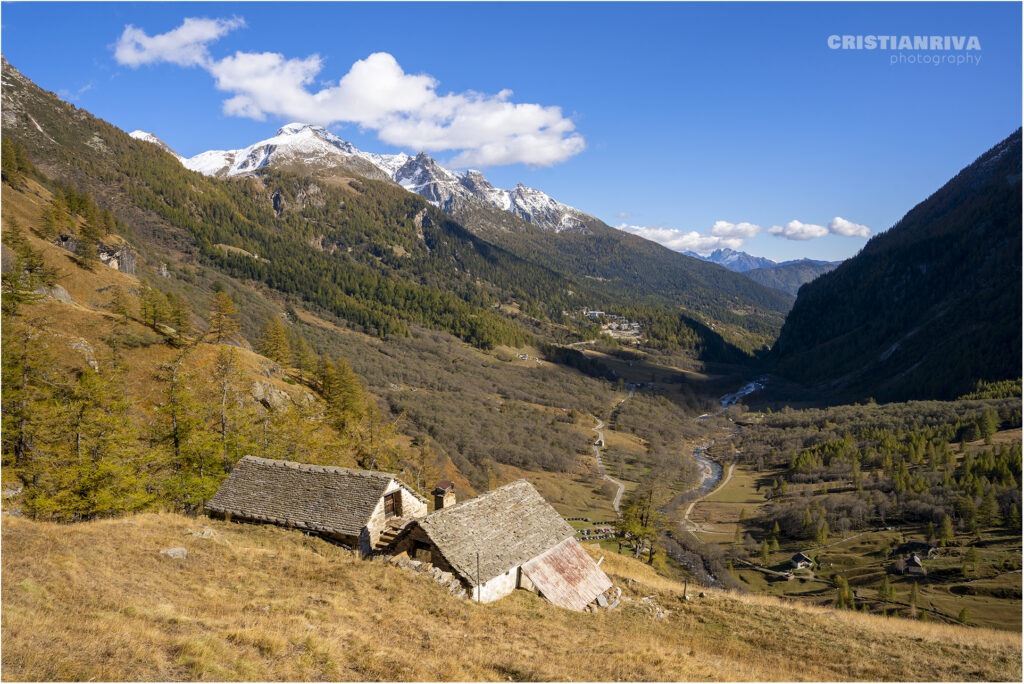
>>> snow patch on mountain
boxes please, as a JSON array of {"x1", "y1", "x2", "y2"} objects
[
  {"x1": 129, "y1": 130, "x2": 184, "y2": 162},
  {"x1": 683, "y1": 248, "x2": 777, "y2": 272},
  {"x1": 162, "y1": 122, "x2": 590, "y2": 233}
]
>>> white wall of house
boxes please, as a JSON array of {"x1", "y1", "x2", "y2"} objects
[{"x1": 473, "y1": 566, "x2": 520, "y2": 603}]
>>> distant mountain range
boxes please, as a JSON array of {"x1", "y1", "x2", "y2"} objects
[
  {"x1": 683, "y1": 248, "x2": 777, "y2": 272},
  {"x1": 772, "y1": 129, "x2": 1022, "y2": 401},
  {"x1": 132, "y1": 124, "x2": 592, "y2": 234},
  {"x1": 683, "y1": 248, "x2": 840, "y2": 295}
]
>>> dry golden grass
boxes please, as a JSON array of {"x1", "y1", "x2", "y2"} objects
[{"x1": 2, "y1": 513, "x2": 1019, "y2": 681}]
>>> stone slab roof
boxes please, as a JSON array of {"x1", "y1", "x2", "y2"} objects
[
  {"x1": 206, "y1": 456, "x2": 425, "y2": 536},
  {"x1": 415, "y1": 479, "x2": 575, "y2": 585}
]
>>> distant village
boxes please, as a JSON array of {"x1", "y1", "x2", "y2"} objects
[{"x1": 577, "y1": 308, "x2": 644, "y2": 344}]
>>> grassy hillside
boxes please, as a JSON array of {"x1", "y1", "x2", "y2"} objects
[{"x1": 2, "y1": 512, "x2": 1020, "y2": 681}]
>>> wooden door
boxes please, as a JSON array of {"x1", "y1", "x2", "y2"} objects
[{"x1": 384, "y1": 492, "x2": 400, "y2": 518}]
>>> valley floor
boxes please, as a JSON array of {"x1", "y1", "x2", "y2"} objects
[{"x1": 2, "y1": 513, "x2": 1020, "y2": 681}]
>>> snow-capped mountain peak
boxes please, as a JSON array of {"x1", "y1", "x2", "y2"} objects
[
  {"x1": 129, "y1": 130, "x2": 184, "y2": 162},
  {"x1": 159, "y1": 123, "x2": 592, "y2": 233},
  {"x1": 683, "y1": 248, "x2": 777, "y2": 272}
]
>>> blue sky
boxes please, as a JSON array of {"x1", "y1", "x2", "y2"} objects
[{"x1": 2, "y1": 2, "x2": 1020, "y2": 261}]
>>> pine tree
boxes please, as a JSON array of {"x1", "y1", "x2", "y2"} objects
[
  {"x1": 165, "y1": 291, "x2": 193, "y2": 339},
  {"x1": 957, "y1": 607, "x2": 970, "y2": 625},
  {"x1": 816, "y1": 520, "x2": 830, "y2": 545},
  {"x1": 208, "y1": 290, "x2": 240, "y2": 344},
  {"x1": 939, "y1": 514, "x2": 955, "y2": 547},
  {"x1": 155, "y1": 346, "x2": 222, "y2": 513},
  {"x1": 835, "y1": 576, "x2": 853, "y2": 609},
  {"x1": 138, "y1": 281, "x2": 167, "y2": 329},
  {"x1": 292, "y1": 335, "x2": 317, "y2": 376},
  {"x1": 41, "y1": 193, "x2": 71, "y2": 239},
  {"x1": 1, "y1": 220, "x2": 59, "y2": 316},
  {"x1": 210, "y1": 346, "x2": 256, "y2": 469},
  {"x1": 1007, "y1": 504, "x2": 1020, "y2": 531},
  {"x1": 964, "y1": 546, "x2": 979, "y2": 576},
  {"x1": 878, "y1": 575, "x2": 894, "y2": 602},
  {"x1": 20, "y1": 366, "x2": 150, "y2": 521},
  {"x1": 979, "y1": 489, "x2": 1000, "y2": 528},
  {"x1": 75, "y1": 218, "x2": 103, "y2": 266},
  {"x1": 1, "y1": 314, "x2": 57, "y2": 469},
  {"x1": 760, "y1": 539, "x2": 770, "y2": 565},
  {"x1": 258, "y1": 317, "x2": 292, "y2": 365},
  {"x1": 909, "y1": 581, "x2": 919, "y2": 607}
]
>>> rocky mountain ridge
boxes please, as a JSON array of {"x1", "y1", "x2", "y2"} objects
[{"x1": 137, "y1": 123, "x2": 591, "y2": 233}]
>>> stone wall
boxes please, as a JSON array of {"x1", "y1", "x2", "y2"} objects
[{"x1": 364, "y1": 480, "x2": 428, "y2": 551}]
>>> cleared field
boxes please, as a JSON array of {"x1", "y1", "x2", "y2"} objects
[
  {"x1": 692, "y1": 460, "x2": 1023, "y2": 631},
  {"x1": 690, "y1": 465, "x2": 773, "y2": 543}
]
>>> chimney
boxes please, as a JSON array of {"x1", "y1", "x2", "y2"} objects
[{"x1": 431, "y1": 480, "x2": 456, "y2": 511}]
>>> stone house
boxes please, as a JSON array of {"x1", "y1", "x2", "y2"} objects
[
  {"x1": 391, "y1": 479, "x2": 613, "y2": 611},
  {"x1": 206, "y1": 455, "x2": 428, "y2": 555},
  {"x1": 791, "y1": 552, "x2": 813, "y2": 569},
  {"x1": 905, "y1": 553, "x2": 927, "y2": 576}
]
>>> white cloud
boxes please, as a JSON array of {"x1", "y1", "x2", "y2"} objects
[
  {"x1": 114, "y1": 18, "x2": 584, "y2": 167},
  {"x1": 114, "y1": 17, "x2": 245, "y2": 67},
  {"x1": 768, "y1": 217, "x2": 872, "y2": 240},
  {"x1": 616, "y1": 224, "x2": 744, "y2": 254},
  {"x1": 828, "y1": 216, "x2": 871, "y2": 237},
  {"x1": 769, "y1": 220, "x2": 830, "y2": 241},
  {"x1": 710, "y1": 220, "x2": 762, "y2": 239}
]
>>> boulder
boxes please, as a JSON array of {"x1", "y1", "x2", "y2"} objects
[
  {"x1": 159, "y1": 547, "x2": 187, "y2": 560},
  {"x1": 36, "y1": 284, "x2": 73, "y2": 304},
  {"x1": 596, "y1": 593, "x2": 608, "y2": 608}
]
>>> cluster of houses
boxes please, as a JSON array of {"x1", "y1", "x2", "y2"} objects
[
  {"x1": 788, "y1": 543, "x2": 934, "y2": 579},
  {"x1": 581, "y1": 309, "x2": 643, "y2": 329},
  {"x1": 206, "y1": 456, "x2": 614, "y2": 611}
]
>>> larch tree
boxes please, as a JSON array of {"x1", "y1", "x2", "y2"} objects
[
  {"x1": 258, "y1": 317, "x2": 292, "y2": 366},
  {"x1": 208, "y1": 290, "x2": 240, "y2": 344}
]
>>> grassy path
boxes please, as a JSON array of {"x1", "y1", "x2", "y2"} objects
[{"x1": 591, "y1": 415, "x2": 625, "y2": 515}]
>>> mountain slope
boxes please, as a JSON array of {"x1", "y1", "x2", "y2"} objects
[
  {"x1": 744, "y1": 259, "x2": 839, "y2": 296},
  {"x1": 3, "y1": 512, "x2": 1019, "y2": 681},
  {"x1": 2, "y1": 56, "x2": 763, "y2": 367},
  {"x1": 168, "y1": 121, "x2": 795, "y2": 348},
  {"x1": 772, "y1": 129, "x2": 1023, "y2": 401},
  {"x1": 176, "y1": 123, "x2": 589, "y2": 233},
  {"x1": 0, "y1": 58, "x2": 577, "y2": 350}
]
